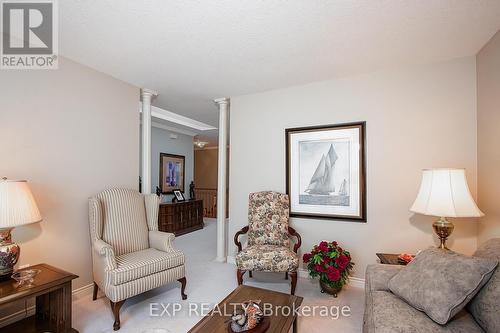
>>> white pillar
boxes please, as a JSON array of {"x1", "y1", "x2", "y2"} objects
[
  {"x1": 141, "y1": 88, "x2": 158, "y2": 194},
  {"x1": 214, "y1": 97, "x2": 229, "y2": 262}
]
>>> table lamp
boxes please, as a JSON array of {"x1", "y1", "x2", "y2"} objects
[
  {"x1": 410, "y1": 169, "x2": 483, "y2": 250},
  {"x1": 0, "y1": 178, "x2": 42, "y2": 280}
]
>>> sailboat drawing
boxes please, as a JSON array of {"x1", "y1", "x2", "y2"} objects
[{"x1": 304, "y1": 144, "x2": 338, "y2": 195}]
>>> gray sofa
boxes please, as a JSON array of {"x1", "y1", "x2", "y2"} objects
[{"x1": 363, "y1": 239, "x2": 500, "y2": 333}]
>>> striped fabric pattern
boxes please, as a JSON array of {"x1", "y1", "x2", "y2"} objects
[
  {"x1": 97, "y1": 188, "x2": 149, "y2": 256},
  {"x1": 88, "y1": 197, "x2": 103, "y2": 240},
  {"x1": 89, "y1": 188, "x2": 187, "y2": 303},
  {"x1": 111, "y1": 248, "x2": 185, "y2": 285},
  {"x1": 106, "y1": 265, "x2": 186, "y2": 302},
  {"x1": 145, "y1": 194, "x2": 160, "y2": 231}
]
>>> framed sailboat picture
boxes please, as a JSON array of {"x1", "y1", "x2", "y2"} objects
[{"x1": 285, "y1": 122, "x2": 366, "y2": 222}]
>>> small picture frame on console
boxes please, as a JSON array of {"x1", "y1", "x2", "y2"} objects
[{"x1": 173, "y1": 189, "x2": 185, "y2": 202}]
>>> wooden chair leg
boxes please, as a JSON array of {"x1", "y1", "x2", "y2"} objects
[
  {"x1": 249, "y1": 271, "x2": 253, "y2": 278},
  {"x1": 285, "y1": 272, "x2": 288, "y2": 280},
  {"x1": 237, "y1": 269, "x2": 246, "y2": 285},
  {"x1": 178, "y1": 277, "x2": 188, "y2": 300},
  {"x1": 92, "y1": 282, "x2": 98, "y2": 301},
  {"x1": 290, "y1": 272, "x2": 297, "y2": 295},
  {"x1": 110, "y1": 299, "x2": 126, "y2": 331}
]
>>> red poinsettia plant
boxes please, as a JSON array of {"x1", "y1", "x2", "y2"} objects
[{"x1": 303, "y1": 241, "x2": 354, "y2": 289}]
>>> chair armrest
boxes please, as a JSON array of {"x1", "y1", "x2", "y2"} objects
[
  {"x1": 288, "y1": 226, "x2": 302, "y2": 253},
  {"x1": 93, "y1": 238, "x2": 117, "y2": 270},
  {"x1": 365, "y1": 264, "x2": 404, "y2": 292},
  {"x1": 149, "y1": 230, "x2": 177, "y2": 253},
  {"x1": 234, "y1": 226, "x2": 249, "y2": 252}
]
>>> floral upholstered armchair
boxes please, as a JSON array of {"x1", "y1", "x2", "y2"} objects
[{"x1": 234, "y1": 191, "x2": 301, "y2": 295}]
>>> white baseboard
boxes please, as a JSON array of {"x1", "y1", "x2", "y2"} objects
[
  {"x1": 0, "y1": 283, "x2": 94, "y2": 328},
  {"x1": 226, "y1": 255, "x2": 365, "y2": 289}
]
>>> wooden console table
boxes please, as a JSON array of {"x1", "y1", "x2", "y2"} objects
[
  {"x1": 0, "y1": 263, "x2": 78, "y2": 332},
  {"x1": 159, "y1": 199, "x2": 203, "y2": 236}
]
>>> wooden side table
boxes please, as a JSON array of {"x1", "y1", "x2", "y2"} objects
[
  {"x1": 376, "y1": 253, "x2": 409, "y2": 265},
  {"x1": 0, "y1": 263, "x2": 78, "y2": 333}
]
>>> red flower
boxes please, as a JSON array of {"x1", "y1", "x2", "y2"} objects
[
  {"x1": 303, "y1": 253, "x2": 312, "y2": 263},
  {"x1": 336, "y1": 255, "x2": 350, "y2": 270},
  {"x1": 323, "y1": 257, "x2": 331, "y2": 265},
  {"x1": 326, "y1": 266, "x2": 340, "y2": 281},
  {"x1": 314, "y1": 264, "x2": 325, "y2": 273},
  {"x1": 332, "y1": 241, "x2": 338, "y2": 247},
  {"x1": 318, "y1": 241, "x2": 329, "y2": 253}
]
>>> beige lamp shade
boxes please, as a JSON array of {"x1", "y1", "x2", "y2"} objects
[
  {"x1": 410, "y1": 169, "x2": 484, "y2": 218},
  {"x1": 0, "y1": 178, "x2": 42, "y2": 228}
]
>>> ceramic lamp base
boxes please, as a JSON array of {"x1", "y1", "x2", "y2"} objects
[
  {"x1": 0, "y1": 228, "x2": 20, "y2": 280},
  {"x1": 433, "y1": 217, "x2": 454, "y2": 250}
]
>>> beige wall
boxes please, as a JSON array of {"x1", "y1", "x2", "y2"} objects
[
  {"x1": 0, "y1": 57, "x2": 139, "y2": 289},
  {"x1": 195, "y1": 148, "x2": 219, "y2": 189},
  {"x1": 229, "y1": 57, "x2": 478, "y2": 279},
  {"x1": 477, "y1": 31, "x2": 500, "y2": 245}
]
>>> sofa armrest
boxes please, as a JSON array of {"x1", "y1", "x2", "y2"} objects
[
  {"x1": 365, "y1": 264, "x2": 404, "y2": 292},
  {"x1": 149, "y1": 230, "x2": 177, "y2": 253},
  {"x1": 92, "y1": 238, "x2": 117, "y2": 271}
]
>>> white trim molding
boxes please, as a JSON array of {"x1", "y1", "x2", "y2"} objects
[
  {"x1": 151, "y1": 121, "x2": 197, "y2": 137},
  {"x1": 214, "y1": 97, "x2": 230, "y2": 263},
  {"x1": 226, "y1": 256, "x2": 365, "y2": 289},
  {"x1": 140, "y1": 103, "x2": 217, "y2": 131},
  {"x1": 140, "y1": 88, "x2": 158, "y2": 194}
]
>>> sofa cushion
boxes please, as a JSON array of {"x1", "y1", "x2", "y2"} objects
[
  {"x1": 468, "y1": 238, "x2": 500, "y2": 333},
  {"x1": 235, "y1": 245, "x2": 298, "y2": 272},
  {"x1": 110, "y1": 248, "x2": 185, "y2": 285},
  {"x1": 364, "y1": 290, "x2": 484, "y2": 333},
  {"x1": 388, "y1": 248, "x2": 498, "y2": 325},
  {"x1": 365, "y1": 264, "x2": 404, "y2": 292}
]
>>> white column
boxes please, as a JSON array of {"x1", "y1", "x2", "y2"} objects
[
  {"x1": 141, "y1": 88, "x2": 158, "y2": 194},
  {"x1": 214, "y1": 97, "x2": 229, "y2": 262}
]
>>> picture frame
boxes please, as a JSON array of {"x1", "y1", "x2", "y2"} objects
[
  {"x1": 285, "y1": 122, "x2": 366, "y2": 222},
  {"x1": 173, "y1": 189, "x2": 185, "y2": 202},
  {"x1": 160, "y1": 153, "x2": 185, "y2": 194}
]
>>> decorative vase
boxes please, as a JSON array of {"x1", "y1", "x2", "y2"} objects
[{"x1": 320, "y1": 280, "x2": 342, "y2": 298}]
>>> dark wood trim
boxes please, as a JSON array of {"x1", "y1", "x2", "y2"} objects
[
  {"x1": 287, "y1": 226, "x2": 302, "y2": 253},
  {"x1": 289, "y1": 271, "x2": 297, "y2": 295},
  {"x1": 110, "y1": 299, "x2": 126, "y2": 331},
  {"x1": 159, "y1": 152, "x2": 186, "y2": 194},
  {"x1": 178, "y1": 277, "x2": 188, "y2": 300},
  {"x1": 187, "y1": 285, "x2": 303, "y2": 333},
  {"x1": 0, "y1": 263, "x2": 78, "y2": 332},
  {"x1": 92, "y1": 282, "x2": 98, "y2": 301},
  {"x1": 285, "y1": 121, "x2": 367, "y2": 222},
  {"x1": 233, "y1": 226, "x2": 249, "y2": 252},
  {"x1": 237, "y1": 269, "x2": 246, "y2": 285}
]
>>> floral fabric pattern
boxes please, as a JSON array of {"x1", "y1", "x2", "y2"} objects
[
  {"x1": 236, "y1": 245, "x2": 299, "y2": 272},
  {"x1": 247, "y1": 191, "x2": 290, "y2": 247}
]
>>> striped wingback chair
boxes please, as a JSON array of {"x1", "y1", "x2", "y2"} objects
[
  {"x1": 234, "y1": 191, "x2": 302, "y2": 295},
  {"x1": 89, "y1": 188, "x2": 187, "y2": 331}
]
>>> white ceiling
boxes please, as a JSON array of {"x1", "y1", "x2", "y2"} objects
[{"x1": 60, "y1": 1, "x2": 500, "y2": 133}]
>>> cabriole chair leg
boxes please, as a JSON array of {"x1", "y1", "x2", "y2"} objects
[
  {"x1": 110, "y1": 299, "x2": 126, "y2": 331},
  {"x1": 92, "y1": 282, "x2": 98, "y2": 301},
  {"x1": 178, "y1": 277, "x2": 188, "y2": 300}
]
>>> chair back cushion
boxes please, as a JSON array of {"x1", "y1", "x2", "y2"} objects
[
  {"x1": 247, "y1": 191, "x2": 290, "y2": 247},
  {"x1": 97, "y1": 188, "x2": 149, "y2": 256},
  {"x1": 468, "y1": 238, "x2": 500, "y2": 333}
]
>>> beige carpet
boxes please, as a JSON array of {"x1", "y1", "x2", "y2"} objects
[{"x1": 73, "y1": 219, "x2": 365, "y2": 332}]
